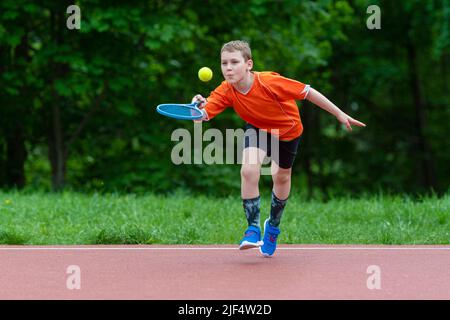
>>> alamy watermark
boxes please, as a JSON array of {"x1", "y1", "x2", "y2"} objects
[
  {"x1": 66, "y1": 265, "x2": 81, "y2": 290},
  {"x1": 170, "y1": 123, "x2": 280, "y2": 175},
  {"x1": 366, "y1": 5, "x2": 381, "y2": 30},
  {"x1": 366, "y1": 265, "x2": 381, "y2": 290},
  {"x1": 67, "y1": 5, "x2": 81, "y2": 30}
]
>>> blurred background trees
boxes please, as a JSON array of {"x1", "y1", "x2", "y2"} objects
[{"x1": 1, "y1": 0, "x2": 449, "y2": 198}]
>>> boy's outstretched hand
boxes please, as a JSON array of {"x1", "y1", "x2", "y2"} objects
[{"x1": 336, "y1": 112, "x2": 366, "y2": 132}]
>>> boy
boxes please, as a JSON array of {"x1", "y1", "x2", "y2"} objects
[{"x1": 192, "y1": 40, "x2": 365, "y2": 256}]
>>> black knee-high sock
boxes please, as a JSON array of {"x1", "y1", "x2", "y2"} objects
[
  {"x1": 243, "y1": 196, "x2": 260, "y2": 228},
  {"x1": 269, "y1": 191, "x2": 288, "y2": 227}
]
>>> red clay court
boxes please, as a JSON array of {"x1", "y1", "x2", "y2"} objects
[{"x1": 0, "y1": 244, "x2": 449, "y2": 300}]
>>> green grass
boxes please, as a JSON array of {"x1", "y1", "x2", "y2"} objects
[{"x1": 0, "y1": 191, "x2": 449, "y2": 245}]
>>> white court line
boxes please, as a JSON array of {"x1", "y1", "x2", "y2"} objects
[{"x1": 0, "y1": 247, "x2": 449, "y2": 251}]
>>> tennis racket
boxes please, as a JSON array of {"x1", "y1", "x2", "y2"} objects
[{"x1": 156, "y1": 102, "x2": 204, "y2": 120}]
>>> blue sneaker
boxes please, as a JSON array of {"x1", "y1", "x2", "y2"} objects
[
  {"x1": 239, "y1": 225, "x2": 263, "y2": 250},
  {"x1": 260, "y1": 219, "x2": 280, "y2": 257}
]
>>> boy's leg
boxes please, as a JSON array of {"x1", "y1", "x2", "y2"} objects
[
  {"x1": 239, "y1": 146, "x2": 266, "y2": 250},
  {"x1": 270, "y1": 161, "x2": 291, "y2": 227},
  {"x1": 271, "y1": 162, "x2": 292, "y2": 205},
  {"x1": 241, "y1": 147, "x2": 266, "y2": 200},
  {"x1": 260, "y1": 136, "x2": 300, "y2": 256},
  {"x1": 241, "y1": 147, "x2": 266, "y2": 228}
]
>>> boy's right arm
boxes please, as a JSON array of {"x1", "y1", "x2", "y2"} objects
[{"x1": 191, "y1": 82, "x2": 232, "y2": 122}]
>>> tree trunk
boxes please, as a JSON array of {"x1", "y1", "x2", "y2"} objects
[
  {"x1": 406, "y1": 41, "x2": 437, "y2": 190},
  {"x1": 300, "y1": 101, "x2": 317, "y2": 199},
  {"x1": 48, "y1": 99, "x2": 66, "y2": 190},
  {"x1": 48, "y1": 9, "x2": 67, "y2": 191},
  {"x1": 443, "y1": 54, "x2": 449, "y2": 95},
  {"x1": 47, "y1": 5, "x2": 107, "y2": 191},
  {"x1": 5, "y1": 124, "x2": 27, "y2": 188},
  {"x1": 4, "y1": 33, "x2": 30, "y2": 189}
]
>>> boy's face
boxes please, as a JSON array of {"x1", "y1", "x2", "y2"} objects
[{"x1": 221, "y1": 50, "x2": 253, "y2": 84}]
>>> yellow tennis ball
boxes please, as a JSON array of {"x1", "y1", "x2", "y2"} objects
[{"x1": 198, "y1": 67, "x2": 213, "y2": 82}]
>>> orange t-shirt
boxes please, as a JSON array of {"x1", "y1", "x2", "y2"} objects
[{"x1": 204, "y1": 71, "x2": 310, "y2": 141}]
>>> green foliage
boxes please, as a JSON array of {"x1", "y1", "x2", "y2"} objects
[
  {"x1": 0, "y1": 229, "x2": 28, "y2": 244},
  {"x1": 0, "y1": 191, "x2": 448, "y2": 244},
  {"x1": 0, "y1": 0, "x2": 448, "y2": 197}
]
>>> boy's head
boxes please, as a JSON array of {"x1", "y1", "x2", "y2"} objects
[
  {"x1": 220, "y1": 40, "x2": 253, "y2": 84},
  {"x1": 221, "y1": 40, "x2": 252, "y2": 61}
]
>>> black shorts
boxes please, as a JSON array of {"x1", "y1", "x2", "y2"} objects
[{"x1": 243, "y1": 123, "x2": 301, "y2": 169}]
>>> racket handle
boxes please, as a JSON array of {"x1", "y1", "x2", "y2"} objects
[{"x1": 192, "y1": 95, "x2": 207, "y2": 108}]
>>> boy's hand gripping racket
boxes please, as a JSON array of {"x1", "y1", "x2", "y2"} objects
[{"x1": 156, "y1": 102, "x2": 204, "y2": 120}]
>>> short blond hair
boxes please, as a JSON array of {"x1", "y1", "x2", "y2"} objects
[{"x1": 221, "y1": 40, "x2": 252, "y2": 61}]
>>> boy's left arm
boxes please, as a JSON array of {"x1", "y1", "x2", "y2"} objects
[{"x1": 305, "y1": 88, "x2": 366, "y2": 131}]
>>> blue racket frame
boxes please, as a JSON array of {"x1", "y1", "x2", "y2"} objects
[{"x1": 156, "y1": 102, "x2": 204, "y2": 120}]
